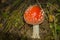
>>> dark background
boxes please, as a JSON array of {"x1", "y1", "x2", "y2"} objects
[{"x1": 0, "y1": 0, "x2": 60, "y2": 40}]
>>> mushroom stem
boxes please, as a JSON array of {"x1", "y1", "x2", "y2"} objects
[{"x1": 32, "y1": 24, "x2": 40, "y2": 39}]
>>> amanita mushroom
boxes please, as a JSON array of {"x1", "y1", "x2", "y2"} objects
[{"x1": 24, "y1": 5, "x2": 44, "y2": 39}]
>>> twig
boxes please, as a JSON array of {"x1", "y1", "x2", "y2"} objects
[{"x1": 54, "y1": 16, "x2": 57, "y2": 40}]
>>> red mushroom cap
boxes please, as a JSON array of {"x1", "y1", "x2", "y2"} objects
[{"x1": 24, "y1": 5, "x2": 44, "y2": 25}]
